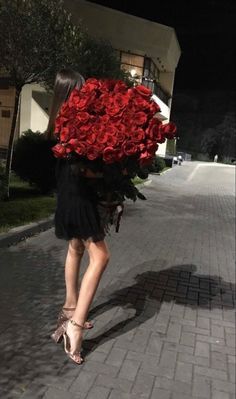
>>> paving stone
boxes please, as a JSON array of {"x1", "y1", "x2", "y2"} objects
[
  {"x1": 212, "y1": 391, "x2": 231, "y2": 399},
  {"x1": 69, "y1": 370, "x2": 97, "y2": 393},
  {"x1": 178, "y1": 352, "x2": 209, "y2": 367},
  {"x1": 150, "y1": 388, "x2": 171, "y2": 399},
  {"x1": 192, "y1": 375, "x2": 211, "y2": 398},
  {"x1": 86, "y1": 385, "x2": 111, "y2": 399},
  {"x1": 95, "y1": 374, "x2": 132, "y2": 392},
  {"x1": 163, "y1": 342, "x2": 194, "y2": 355},
  {"x1": 175, "y1": 361, "x2": 193, "y2": 383},
  {"x1": 43, "y1": 387, "x2": 84, "y2": 399},
  {"x1": 154, "y1": 376, "x2": 192, "y2": 395},
  {"x1": 118, "y1": 358, "x2": 141, "y2": 381},
  {"x1": 194, "y1": 365, "x2": 228, "y2": 381},
  {"x1": 82, "y1": 360, "x2": 119, "y2": 376},
  {"x1": 228, "y1": 363, "x2": 235, "y2": 383},
  {"x1": 131, "y1": 371, "x2": 155, "y2": 398},
  {"x1": 108, "y1": 389, "x2": 138, "y2": 399},
  {"x1": 211, "y1": 325, "x2": 225, "y2": 338},
  {"x1": 211, "y1": 379, "x2": 235, "y2": 395},
  {"x1": 180, "y1": 332, "x2": 196, "y2": 347},
  {"x1": 19, "y1": 384, "x2": 47, "y2": 399},
  {"x1": 105, "y1": 347, "x2": 127, "y2": 367},
  {"x1": 211, "y1": 352, "x2": 227, "y2": 371},
  {"x1": 195, "y1": 342, "x2": 210, "y2": 357}
]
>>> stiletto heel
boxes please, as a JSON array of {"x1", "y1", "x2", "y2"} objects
[
  {"x1": 51, "y1": 307, "x2": 93, "y2": 344},
  {"x1": 51, "y1": 324, "x2": 64, "y2": 343},
  {"x1": 62, "y1": 319, "x2": 84, "y2": 364}
]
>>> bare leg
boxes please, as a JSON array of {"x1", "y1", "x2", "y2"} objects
[
  {"x1": 63, "y1": 239, "x2": 85, "y2": 308},
  {"x1": 66, "y1": 239, "x2": 110, "y2": 354}
]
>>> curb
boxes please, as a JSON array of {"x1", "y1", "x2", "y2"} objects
[
  {"x1": 0, "y1": 177, "x2": 156, "y2": 249},
  {"x1": 135, "y1": 178, "x2": 153, "y2": 189},
  {"x1": 151, "y1": 167, "x2": 173, "y2": 176},
  {"x1": 0, "y1": 215, "x2": 54, "y2": 248}
]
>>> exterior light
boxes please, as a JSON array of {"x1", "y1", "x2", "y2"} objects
[{"x1": 130, "y1": 68, "x2": 137, "y2": 77}]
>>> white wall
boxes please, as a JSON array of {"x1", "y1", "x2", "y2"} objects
[
  {"x1": 20, "y1": 84, "x2": 50, "y2": 134},
  {"x1": 30, "y1": 98, "x2": 48, "y2": 132},
  {"x1": 20, "y1": 85, "x2": 32, "y2": 134}
]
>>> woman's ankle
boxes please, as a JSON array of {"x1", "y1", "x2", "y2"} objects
[{"x1": 63, "y1": 300, "x2": 77, "y2": 309}]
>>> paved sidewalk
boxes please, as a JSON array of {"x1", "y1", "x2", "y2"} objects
[{"x1": 0, "y1": 161, "x2": 235, "y2": 399}]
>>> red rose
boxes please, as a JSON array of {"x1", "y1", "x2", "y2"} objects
[
  {"x1": 99, "y1": 114, "x2": 110, "y2": 124},
  {"x1": 103, "y1": 146, "x2": 117, "y2": 163},
  {"x1": 133, "y1": 85, "x2": 152, "y2": 97},
  {"x1": 75, "y1": 144, "x2": 86, "y2": 156},
  {"x1": 114, "y1": 80, "x2": 128, "y2": 93},
  {"x1": 55, "y1": 116, "x2": 68, "y2": 133},
  {"x1": 81, "y1": 78, "x2": 100, "y2": 93},
  {"x1": 149, "y1": 101, "x2": 161, "y2": 115},
  {"x1": 135, "y1": 111, "x2": 147, "y2": 126},
  {"x1": 139, "y1": 150, "x2": 154, "y2": 166},
  {"x1": 131, "y1": 128, "x2": 145, "y2": 143},
  {"x1": 106, "y1": 134, "x2": 118, "y2": 147},
  {"x1": 79, "y1": 123, "x2": 93, "y2": 134},
  {"x1": 75, "y1": 112, "x2": 90, "y2": 124},
  {"x1": 60, "y1": 127, "x2": 71, "y2": 142},
  {"x1": 122, "y1": 141, "x2": 138, "y2": 156},
  {"x1": 116, "y1": 131, "x2": 126, "y2": 143},
  {"x1": 100, "y1": 79, "x2": 117, "y2": 92},
  {"x1": 86, "y1": 146, "x2": 100, "y2": 160},
  {"x1": 132, "y1": 95, "x2": 150, "y2": 110},
  {"x1": 161, "y1": 122, "x2": 177, "y2": 139},
  {"x1": 52, "y1": 143, "x2": 66, "y2": 158},
  {"x1": 86, "y1": 133, "x2": 96, "y2": 145},
  {"x1": 96, "y1": 131, "x2": 109, "y2": 144},
  {"x1": 146, "y1": 119, "x2": 163, "y2": 142},
  {"x1": 113, "y1": 93, "x2": 130, "y2": 110}
]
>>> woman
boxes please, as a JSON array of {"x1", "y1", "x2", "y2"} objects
[{"x1": 45, "y1": 69, "x2": 111, "y2": 365}]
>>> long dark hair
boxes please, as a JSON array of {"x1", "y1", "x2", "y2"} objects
[{"x1": 46, "y1": 69, "x2": 85, "y2": 139}]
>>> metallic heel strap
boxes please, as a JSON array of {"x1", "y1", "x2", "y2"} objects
[{"x1": 70, "y1": 319, "x2": 85, "y2": 329}]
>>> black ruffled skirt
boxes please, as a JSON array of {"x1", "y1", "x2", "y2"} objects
[{"x1": 54, "y1": 159, "x2": 106, "y2": 242}]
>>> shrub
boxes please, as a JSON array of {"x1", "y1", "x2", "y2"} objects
[
  {"x1": 147, "y1": 155, "x2": 166, "y2": 173},
  {"x1": 12, "y1": 130, "x2": 57, "y2": 194}
]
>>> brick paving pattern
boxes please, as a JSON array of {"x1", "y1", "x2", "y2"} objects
[{"x1": 0, "y1": 161, "x2": 235, "y2": 399}]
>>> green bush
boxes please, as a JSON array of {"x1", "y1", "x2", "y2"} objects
[
  {"x1": 12, "y1": 130, "x2": 57, "y2": 194},
  {"x1": 147, "y1": 155, "x2": 166, "y2": 173}
]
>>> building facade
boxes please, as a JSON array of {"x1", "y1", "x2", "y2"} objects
[{"x1": 0, "y1": 0, "x2": 181, "y2": 157}]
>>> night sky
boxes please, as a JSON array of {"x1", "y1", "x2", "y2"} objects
[{"x1": 89, "y1": 0, "x2": 236, "y2": 92}]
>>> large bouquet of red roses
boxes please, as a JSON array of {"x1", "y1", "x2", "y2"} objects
[
  {"x1": 52, "y1": 78, "x2": 176, "y2": 204},
  {"x1": 52, "y1": 78, "x2": 176, "y2": 167}
]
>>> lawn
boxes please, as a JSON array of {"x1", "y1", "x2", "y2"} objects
[
  {"x1": 0, "y1": 173, "x2": 148, "y2": 234},
  {"x1": 0, "y1": 174, "x2": 56, "y2": 234}
]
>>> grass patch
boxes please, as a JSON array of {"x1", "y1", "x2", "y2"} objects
[
  {"x1": 0, "y1": 174, "x2": 56, "y2": 234},
  {"x1": 132, "y1": 176, "x2": 148, "y2": 185}
]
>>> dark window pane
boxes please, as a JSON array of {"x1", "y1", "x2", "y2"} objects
[{"x1": 1, "y1": 109, "x2": 11, "y2": 118}]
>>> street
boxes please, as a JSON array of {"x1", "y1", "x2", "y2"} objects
[{"x1": 0, "y1": 161, "x2": 235, "y2": 399}]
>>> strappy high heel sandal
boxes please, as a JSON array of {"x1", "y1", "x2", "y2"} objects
[
  {"x1": 51, "y1": 307, "x2": 93, "y2": 344},
  {"x1": 62, "y1": 319, "x2": 84, "y2": 365}
]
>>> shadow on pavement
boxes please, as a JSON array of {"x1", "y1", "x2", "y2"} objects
[
  {"x1": 83, "y1": 263, "x2": 235, "y2": 354},
  {"x1": 0, "y1": 260, "x2": 235, "y2": 397}
]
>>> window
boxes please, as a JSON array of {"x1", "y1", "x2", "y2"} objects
[
  {"x1": 144, "y1": 57, "x2": 160, "y2": 81},
  {"x1": 1, "y1": 110, "x2": 11, "y2": 118},
  {"x1": 120, "y1": 51, "x2": 144, "y2": 81},
  {"x1": 118, "y1": 51, "x2": 160, "y2": 83}
]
